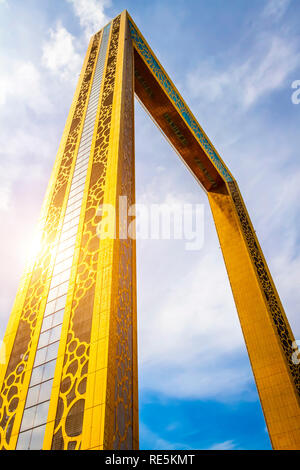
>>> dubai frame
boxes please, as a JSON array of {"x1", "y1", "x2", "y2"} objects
[{"x1": 0, "y1": 11, "x2": 299, "y2": 450}]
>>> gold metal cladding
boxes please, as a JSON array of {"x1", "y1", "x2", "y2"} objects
[
  {"x1": 1, "y1": 9, "x2": 299, "y2": 451},
  {"x1": 0, "y1": 31, "x2": 101, "y2": 450},
  {"x1": 82, "y1": 11, "x2": 137, "y2": 450},
  {"x1": 50, "y1": 15, "x2": 122, "y2": 450},
  {"x1": 208, "y1": 183, "x2": 300, "y2": 449},
  {"x1": 42, "y1": 30, "x2": 104, "y2": 450}
]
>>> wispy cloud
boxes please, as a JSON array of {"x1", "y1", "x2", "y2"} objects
[
  {"x1": 66, "y1": 0, "x2": 111, "y2": 39},
  {"x1": 42, "y1": 21, "x2": 82, "y2": 82},
  {"x1": 140, "y1": 422, "x2": 193, "y2": 450},
  {"x1": 0, "y1": 60, "x2": 52, "y2": 113},
  {"x1": 209, "y1": 439, "x2": 237, "y2": 450},
  {"x1": 262, "y1": 0, "x2": 291, "y2": 22},
  {"x1": 187, "y1": 33, "x2": 299, "y2": 109}
]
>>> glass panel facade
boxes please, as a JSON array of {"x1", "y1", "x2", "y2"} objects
[{"x1": 16, "y1": 23, "x2": 111, "y2": 450}]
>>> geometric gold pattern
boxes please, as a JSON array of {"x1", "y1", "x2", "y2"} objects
[{"x1": 0, "y1": 10, "x2": 299, "y2": 450}]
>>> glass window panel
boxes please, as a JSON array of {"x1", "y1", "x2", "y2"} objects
[
  {"x1": 38, "y1": 379, "x2": 53, "y2": 404},
  {"x1": 33, "y1": 401, "x2": 50, "y2": 428},
  {"x1": 61, "y1": 220, "x2": 71, "y2": 232},
  {"x1": 50, "y1": 273, "x2": 62, "y2": 289},
  {"x1": 72, "y1": 166, "x2": 87, "y2": 178},
  {"x1": 85, "y1": 106, "x2": 98, "y2": 114},
  {"x1": 85, "y1": 114, "x2": 97, "y2": 122},
  {"x1": 49, "y1": 324, "x2": 62, "y2": 344},
  {"x1": 73, "y1": 167, "x2": 87, "y2": 179},
  {"x1": 56, "y1": 281, "x2": 69, "y2": 298},
  {"x1": 57, "y1": 268, "x2": 71, "y2": 284},
  {"x1": 45, "y1": 341, "x2": 60, "y2": 362},
  {"x1": 58, "y1": 236, "x2": 76, "y2": 251},
  {"x1": 70, "y1": 175, "x2": 86, "y2": 189},
  {"x1": 75, "y1": 161, "x2": 89, "y2": 172},
  {"x1": 29, "y1": 424, "x2": 46, "y2": 450},
  {"x1": 81, "y1": 129, "x2": 92, "y2": 137},
  {"x1": 52, "y1": 309, "x2": 64, "y2": 328},
  {"x1": 69, "y1": 184, "x2": 85, "y2": 199},
  {"x1": 71, "y1": 174, "x2": 86, "y2": 186},
  {"x1": 44, "y1": 300, "x2": 56, "y2": 317},
  {"x1": 57, "y1": 246, "x2": 74, "y2": 260},
  {"x1": 77, "y1": 144, "x2": 91, "y2": 152},
  {"x1": 63, "y1": 212, "x2": 77, "y2": 225},
  {"x1": 41, "y1": 315, "x2": 53, "y2": 332},
  {"x1": 25, "y1": 384, "x2": 41, "y2": 408},
  {"x1": 87, "y1": 97, "x2": 99, "y2": 105},
  {"x1": 53, "y1": 257, "x2": 73, "y2": 275},
  {"x1": 68, "y1": 199, "x2": 82, "y2": 213},
  {"x1": 84, "y1": 111, "x2": 98, "y2": 119},
  {"x1": 17, "y1": 429, "x2": 32, "y2": 450},
  {"x1": 77, "y1": 154, "x2": 89, "y2": 163},
  {"x1": 76, "y1": 150, "x2": 90, "y2": 160},
  {"x1": 66, "y1": 199, "x2": 82, "y2": 214},
  {"x1": 79, "y1": 133, "x2": 90, "y2": 142},
  {"x1": 71, "y1": 180, "x2": 86, "y2": 193},
  {"x1": 34, "y1": 347, "x2": 47, "y2": 367},
  {"x1": 83, "y1": 123, "x2": 95, "y2": 131},
  {"x1": 79, "y1": 142, "x2": 90, "y2": 151},
  {"x1": 78, "y1": 139, "x2": 90, "y2": 147},
  {"x1": 74, "y1": 156, "x2": 88, "y2": 167},
  {"x1": 84, "y1": 108, "x2": 96, "y2": 118},
  {"x1": 30, "y1": 364, "x2": 44, "y2": 387},
  {"x1": 75, "y1": 159, "x2": 89, "y2": 168},
  {"x1": 68, "y1": 219, "x2": 80, "y2": 232},
  {"x1": 68, "y1": 187, "x2": 83, "y2": 200},
  {"x1": 43, "y1": 360, "x2": 56, "y2": 382},
  {"x1": 68, "y1": 192, "x2": 83, "y2": 205},
  {"x1": 20, "y1": 406, "x2": 36, "y2": 431},
  {"x1": 38, "y1": 329, "x2": 51, "y2": 349},
  {"x1": 87, "y1": 98, "x2": 98, "y2": 107},
  {"x1": 79, "y1": 138, "x2": 92, "y2": 148},
  {"x1": 79, "y1": 137, "x2": 91, "y2": 145},
  {"x1": 79, "y1": 134, "x2": 92, "y2": 145},
  {"x1": 55, "y1": 294, "x2": 67, "y2": 311},
  {"x1": 47, "y1": 286, "x2": 59, "y2": 302},
  {"x1": 75, "y1": 163, "x2": 87, "y2": 172},
  {"x1": 60, "y1": 225, "x2": 78, "y2": 242},
  {"x1": 80, "y1": 131, "x2": 93, "y2": 140}
]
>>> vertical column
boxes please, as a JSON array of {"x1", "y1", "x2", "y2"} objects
[
  {"x1": 81, "y1": 11, "x2": 138, "y2": 450},
  {"x1": 48, "y1": 11, "x2": 137, "y2": 450},
  {"x1": 16, "y1": 26, "x2": 110, "y2": 450},
  {"x1": 0, "y1": 33, "x2": 101, "y2": 450},
  {"x1": 44, "y1": 23, "x2": 113, "y2": 450},
  {"x1": 208, "y1": 182, "x2": 300, "y2": 450}
]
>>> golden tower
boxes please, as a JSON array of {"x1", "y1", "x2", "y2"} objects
[{"x1": 0, "y1": 11, "x2": 299, "y2": 450}]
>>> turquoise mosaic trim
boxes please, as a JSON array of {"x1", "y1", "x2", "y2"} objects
[{"x1": 128, "y1": 19, "x2": 233, "y2": 183}]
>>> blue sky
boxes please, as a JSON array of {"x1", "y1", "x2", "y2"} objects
[{"x1": 0, "y1": 0, "x2": 300, "y2": 450}]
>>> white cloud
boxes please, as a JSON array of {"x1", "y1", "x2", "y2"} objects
[
  {"x1": 137, "y1": 229, "x2": 254, "y2": 401},
  {"x1": 262, "y1": 0, "x2": 291, "y2": 21},
  {"x1": 187, "y1": 34, "x2": 299, "y2": 109},
  {"x1": 0, "y1": 60, "x2": 52, "y2": 113},
  {"x1": 66, "y1": 0, "x2": 111, "y2": 39},
  {"x1": 209, "y1": 439, "x2": 236, "y2": 450},
  {"x1": 139, "y1": 422, "x2": 193, "y2": 450},
  {"x1": 42, "y1": 22, "x2": 82, "y2": 82}
]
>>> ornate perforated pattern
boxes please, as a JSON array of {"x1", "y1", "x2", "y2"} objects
[
  {"x1": 103, "y1": 19, "x2": 135, "y2": 450},
  {"x1": 0, "y1": 35, "x2": 101, "y2": 450},
  {"x1": 228, "y1": 180, "x2": 300, "y2": 396},
  {"x1": 51, "y1": 16, "x2": 121, "y2": 450}
]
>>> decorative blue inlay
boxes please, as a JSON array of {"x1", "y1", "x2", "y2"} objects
[{"x1": 128, "y1": 20, "x2": 233, "y2": 183}]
